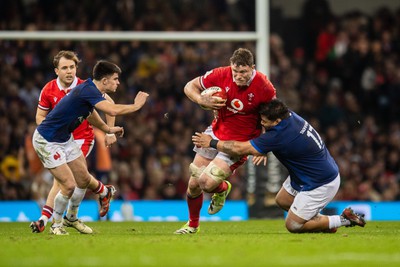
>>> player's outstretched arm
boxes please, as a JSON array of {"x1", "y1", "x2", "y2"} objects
[
  {"x1": 192, "y1": 132, "x2": 261, "y2": 157},
  {"x1": 95, "y1": 91, "x2": 149, "y2": 116}
]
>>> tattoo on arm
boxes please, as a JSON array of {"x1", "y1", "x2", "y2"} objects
[{"x1": 221, "y1": 141, "x2": 237, "y2": 155}]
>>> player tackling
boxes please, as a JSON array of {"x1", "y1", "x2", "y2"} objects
[
  {"x1": 175, "y1": 48, "x2": 276, "y2": 234},
  {"x1": 193, "y1": 99, "x2": 366, "y2": 233}
]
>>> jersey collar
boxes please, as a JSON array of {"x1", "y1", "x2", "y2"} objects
[
  {"x1": 246, "y1": 70, "x2": 256, "y2": 86},
  {"x1": 56, "y1": 76, "x2": 78, "y2": 91}
]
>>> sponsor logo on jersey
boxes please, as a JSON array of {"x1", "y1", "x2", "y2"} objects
[
  {"x1": 231, "y1": 99, "x2": 243, "y2": 110},
  {"x1": 226, "y1": 99, "x2": 245, "y2": 114}
]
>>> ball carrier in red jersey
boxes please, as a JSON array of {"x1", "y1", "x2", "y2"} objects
[{"x1": 175, "y1": 48, "x2": 276, "y2": 234}]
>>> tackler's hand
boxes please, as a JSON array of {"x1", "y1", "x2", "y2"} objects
[
  {"x1": 252, "y1": 155, "x2": 268, "y2": 166},
  {"x1": 109, "y1": 126, "x2": 124, "y2": 138},
  {"x1": 105, "y1": 133, "x2": 117, "y2": 147},
  {"x1": 192, "y1": 132, "x2": 213, "y2": 148}
]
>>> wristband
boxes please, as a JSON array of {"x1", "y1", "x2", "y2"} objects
[
  {"x1": 106, "y1": 133, "x2": 115, "y2": 137},
  {"x1": 210, "y1": 139, "x2": 219, "y2": 149}
]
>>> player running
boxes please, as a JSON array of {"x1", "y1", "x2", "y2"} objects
[
  {"x1": 30, "y1": 51, "x2": 116, "y2": 234},
  {"x1": 32, "y1": 60, "x2": 148, "y2": 235},
  {"x1": 175, "y1": 48, "x2": 276, "y2": 234}
]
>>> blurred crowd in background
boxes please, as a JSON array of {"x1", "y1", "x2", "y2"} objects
[{"x1": 0, "y1": 0, "x2": 399, "y2": 206}]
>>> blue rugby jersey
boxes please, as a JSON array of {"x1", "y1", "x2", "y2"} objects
[
  {"x1": 250, "y1": 111, "x2": 339, "y2": 191},
  {"x1": 37, "y1": 79, "x2": 106, "y2": 143}
]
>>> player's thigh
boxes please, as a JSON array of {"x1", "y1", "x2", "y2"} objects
[
  {"x1": 48, "y1": 164, "x2": 76, "y2": 196},
  {"x1": 275, "y1": 179, "x2": 295, "y2": 211},
  {"x1": 67, "y1": 155, "x2": 91, "y2": 187},
  {"x1": 290, "y1": 175, "x2": 340, "y2": 221}
]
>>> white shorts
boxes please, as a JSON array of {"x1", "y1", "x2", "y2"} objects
[
  {"x1": 32, "y1": 129, "x2": 83, "y2": 169},
  {"x1": 193, "y1": 126, "x2": 245, "y2": 168},
  {"x1": 283, "y1": 174, "x2": 340, "y2": 221}
]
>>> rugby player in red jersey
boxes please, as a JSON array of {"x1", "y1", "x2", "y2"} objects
[
  {"x1": 32, "y1": 59, "x2": 148, "y2": 235},
  {"x1": 175, "y1": 48, "x2": 276, "y2": 234},
  {"x1": 30, "y1": 51, "x2": 117, "y2": 234}
]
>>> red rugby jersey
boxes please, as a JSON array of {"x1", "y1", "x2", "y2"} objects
[
  {"x1": 200, "y1": 66, "x2": 276, "y2": 141},
  {"x1": 37, "y1": 77, "x2": 94, "y2": 142}
]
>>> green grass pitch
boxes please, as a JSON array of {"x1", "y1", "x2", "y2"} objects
[{"x1": 0, "y1": 220, "x2": 399, "y2": 267}]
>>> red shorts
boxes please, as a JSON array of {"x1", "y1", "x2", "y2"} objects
[{"x1": 74, "y1": 138, "x2": 95, "y2": 157}]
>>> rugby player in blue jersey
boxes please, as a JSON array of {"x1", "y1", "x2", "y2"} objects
[
  {"x1": 192, "y1": 99, "x2": 365, "y2": 233},
  {"x1": 32, "y1": 60, "x2": 149, "y2": 235}
]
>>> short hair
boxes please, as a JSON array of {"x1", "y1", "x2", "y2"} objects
[
  {"x1": 259, "y1": 99, "x2": 290, "y2": 121},
  {"x1": 229, "y1": 48, "x2": 254, "y2": 67},
  {"x1": 92, "y1": 60, "x2": 122, "y2": 81},
  {"x1": 53, "y1": 50, "x2": 80, "y2": 68}
]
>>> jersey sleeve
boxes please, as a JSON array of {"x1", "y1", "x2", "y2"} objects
[
  {"x1": 82, "y1": 85, "x2": 106, "y2": 106},
  {"x1": 250, "y1": 130, "x2": 280, "y2": 154},
  {"x1": 250, "y1": 139, "x2": 265, "y2": 154},
  {"x1": 37, "y1": 84, "x2": 51, "y2": 110},
  {"x1": 266, "y1": 78, "x2": 277, "y2": 100},
  {"x1": 262, "y1": 75, "x2": 277, "y2": 102},
  {"x1": 200, "y1": 67, "x2": 224, "y2": 90}
]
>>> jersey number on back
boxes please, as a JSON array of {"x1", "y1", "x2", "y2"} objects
[{"x1": 306, "y1": 124, "x2": 323, "y2": 149}]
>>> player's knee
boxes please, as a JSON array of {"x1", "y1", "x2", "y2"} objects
[
  {"x1": 285, "y1": 218, "x2": 304, "y2": 233},
  {"x1": 187, "y1": 177, "x2": 201, "y2": 192},
  {"x1": 202, "y1": 162, "x2": 230, "y2": 183},
  {"x1": 187, "y1": 164, "x2": 204, "y2": 195},
  {"x1": 75, "y1": 173, "x2": 91, "y2": 189},
  {"x1": 60, "y1": 183, "x2": 75, "y2": 197},
  {"x1": 200, "y1": 162, "x2": 230, "y2": 192},
  {"x1": 189, "y1": 163, "x2": 204, "y2": 180}
]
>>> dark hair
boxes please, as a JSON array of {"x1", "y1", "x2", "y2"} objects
[
  {"x1": 229, "y1": 48, "x2": 254, "y2": 67},
  {"x1": 53, "y1": 50, "x2": 80, "y2": 68},
  {"x1": 93, "y1": 60, "x2": 122, "y2": 80},
  {"x1": 259, "y1": 99, "x2": 290, "y2": 121}
]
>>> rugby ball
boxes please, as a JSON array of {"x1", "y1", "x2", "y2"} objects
[{"x1": 200, "y1": 86, "x2": 227, "y2": 110}]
